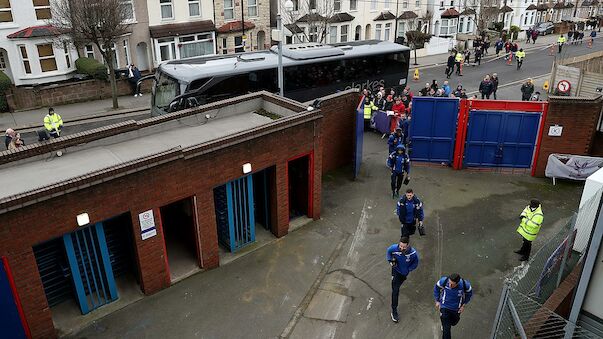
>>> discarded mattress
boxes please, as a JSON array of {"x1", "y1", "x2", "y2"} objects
[{"x1": 545, "y1": 154, "x2": 603, "y2": 180}]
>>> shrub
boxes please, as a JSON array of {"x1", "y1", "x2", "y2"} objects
[
  {"x1": 510, "y1": 25, "x2": 520, "y2": 40},
  {"x1": 0, "y1": 70, "x2": 11, "y2": 112},
  {"x1": 75, "y1": 57, "x2": 108, "y2": 81},
  {"x1": 492, "y1": 22, "x2": 504, "y2": 32}
]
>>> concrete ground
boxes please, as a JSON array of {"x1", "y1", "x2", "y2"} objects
[{"x1": 69, "y1": 131, "x2": 583, "y2": 339}]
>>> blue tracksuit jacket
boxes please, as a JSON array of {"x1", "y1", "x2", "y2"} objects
[
  {"x1": 387, "y1": 152, "x2": 410, "y2": 174},
  {"x1": 433, "y1": 276, "x2": 473, "y2": 311},
  {"x1": 397, "y1": 196, "x2": 424, "y2": 224},
  {"x1": 388, "y1": 133, "x2": 404, "y2": 154},
  {"x1": 386, "y1": 244, "x2": 419, "y2": 276}
]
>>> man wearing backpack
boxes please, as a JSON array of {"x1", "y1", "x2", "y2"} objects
[
  {"x1": 434, "y1": 273, "x2": 473, "y2": 339},
  {"x1": 386, "y1": 236, "x2": 419, "y2": 323}
]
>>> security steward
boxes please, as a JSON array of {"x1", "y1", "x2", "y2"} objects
[
  {"x1": 515, "y1": 199, "x2": 544, "y2": 261},
  {"x1": 387, "y1": 144, "x2": 410, "y2": 198},
  {"x1": 454, "y1": 51, "x2": 464, "y2": 76},
  {"x1": 363, "y1": 94, "x2": 378, "y2": 128},
  {"x1": 515, "y1": 48, "x2": 526, "y2": 70},
  {"x1": 557, "y1": 35, "x2": 566, "y2": 53},
  {"x1": 44, "y1": 107, "x2": 63, "y2": 138},
  {"x1": 386, "y1": 236, "x2": 419, "y2": 323},
  {"x1": 397, "y1": 188, "x2": 424, "y2": 237}
]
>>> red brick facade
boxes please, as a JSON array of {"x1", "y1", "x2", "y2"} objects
[{"x1": 533, "y1": 96, "x2": 603, "y2": 177}]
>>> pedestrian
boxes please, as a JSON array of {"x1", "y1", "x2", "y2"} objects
[
  {"x1": 127, "y1": 64, "x2": 142, "y2": 97},
  {"x1": 531, "y1": 29, "x2": 539, "y2": 44},
  {"x1": 396, "y1": 188, "x2": 424, "y2": 237},
  {"x1": 387, "y1": 236, "x2": 419, "y2": 323},
  {"x1": 573, "y1": 30, "x2": 580, "y2": 44},
  {"x1": 420, "y1": 82, "x2": 431, "y2": 96},
  {"x1": 363, "y1": 94, "x2": 378, "y2": 129},
  {"x1": 463, "y1": 49, "x2": 471, "y2": 65},
  {"x1": 526, "y1": 28, "x2": 532, "y2": 43},
  {"x1": 515, "y1": 199, "x2": 544, "y2": 261},
  {"x1": 479, "y1": 75, "x2": 493, "y2": 99},
  {"x1": 579, "y1": 31, "x2": 584, "y2": 44},
  {"x1": 515, "y1": 48, "x2": 525, "y2": 70},
  {"x1": 5, "y1": 128, "x2": 24, "y2": 150},
  {"x1": 495, "y1": 38, "x2": 504, "y2": 56},
  {"x1": 387, "y1": 145, "x2": 410, "y2": 199},
  {"x1": 446, "y1": 52, "x2": 455, "y2": 79},
  {"x1": 483, "y1": 36, "x2": 490, "y2": 55},
  {"x1": 384, "y1": 95, "x2": 394, "y2": 111},
  {"x1": 442, "y1": 80, "x2": 452, "y2": 97},
  {"x1": 388, "y1": 127, "x2": 404, "y2": 154},
  {"x1": 431, "y1": 79, "x2": 439, "y2": 91},
  {"x1": 434, "y1": 273, "x2": 473, "y2": 339},
  {"x1": 590, "y1": 30, "x2": 596, "y2": 44},
  {"x1": 375, "y1": 92, "x2": 386, "y2": 110},
  {"x1": 453, "y1": 84, "x2": 464, "y2": 97},
  {"x1": 558, "y1": 34, "x2": 566, "y2": 53},
  {"x1": 567, "y1": 29, "x2": 574, "y2": 44},
  {"x1": 521, "y1": 78, "x2": 535, "y2": 101},
  {"x1": 491, "y1": 73, "x2": 499, "y2": 100},
  {"x1": 455, "y1": 51, "x2": 464, "y2": 76},
  {"x1": 391, "y1": 97, "x2": 405, "y2": 132},
  {"x1": 43, "y1": 107, "x2": 63, "y2": 138},
  {"x1": 474, "y1": 47, "x2": 482, "y2": 66},
  {"x1": 398, "y1": 113, "x2": 410, "y2": 145}
]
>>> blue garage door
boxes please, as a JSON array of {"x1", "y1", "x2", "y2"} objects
[
  {"x1": 0, "y1": 259, "x2": 27, "y2": 339},
  {"x1": 410, "y1": 97, "x2": 459, "y2": 164},
  {"x1": 214, "y1": 175, "x2": 256, "y2": 252},
  {"x1": 465, "y1": 110, "x2": 541, "y2": 168}
]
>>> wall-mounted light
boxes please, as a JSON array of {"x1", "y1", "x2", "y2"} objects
[
  {"x1": 243, "y1": 163, "x2": 252, "y2": 174},
  {"x1": 76, "y1": 213, "x2": 90, "y2": 226}
]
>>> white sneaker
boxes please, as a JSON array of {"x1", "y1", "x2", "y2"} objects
[{"x1": 134, "y1": 94, "x2": 138, "y2": 97}]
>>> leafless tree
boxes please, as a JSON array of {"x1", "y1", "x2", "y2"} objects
[
  {"x1": 281, "y1": 0, "x2": 335, "y2": 43},
  {"x1": 50, "y1": 0, "x2": 133, "y2": 109},
  {"x1": 476, "y1": 0, "x2": 501, "y2": 35}
]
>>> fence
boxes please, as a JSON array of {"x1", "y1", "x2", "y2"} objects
[{"x1": 491, "y1": 189, "x2": 603, "y2": 339}]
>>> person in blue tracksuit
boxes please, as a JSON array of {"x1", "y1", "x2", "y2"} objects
[
  {"x1": 434, "y1": 273, "x2": 473, "y2": 339},
  {"x1": 387, "y1": 144, "x2": 410, "y2": 198},
  {"x1": 398, "y1": 114, "x2": 410, "y2": 146},
  {"x1": 397, "y1": 188, "x2": 424, "y2": 237},
  {"x1": 387, "y1": 128, "x2": 404, "y2": 154},
  {"x1": 386, "y1": 236, "x2": 419, "y2": 323}
]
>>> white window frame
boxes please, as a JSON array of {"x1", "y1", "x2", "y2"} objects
[
  {"x1": 375, "y1": 23, "x2": 382, "y2": 39},
  {"x1": 0, "y1": 0, "x2": 12, "y2": 23},
  {"x1": 340, "y1": 24, "x2": 348, "y2": 42},
  {"x1": 101, "y1": 43, "x2": 120, "y2": 69},
  {"x1": 178, "y1": 32, "x2": 215, "y2": 59},
  {"x1": 120, "y1": 0, "x2": 135, "y2": 22},
  {"x1": 18, "y1": 44, "x2": 31, "y2": 74},
  {"x1": 334, "y1": 0, "x2": 341, "y2": 12},
  {"x1": 0, "y1": 50, "x2": 6, "y2": 69},
  {"x1": 33, "y1": 0, "x2": 51, "y2": 21},
  {"x1": 398, "y1": 21, "x2": 405, "y2": 37},
  {"x1": 384, "y1": 0, "x2": 390, "y2": 9},
  {"x1": 403, "y1": 1, "x2": 408, "y2": 8},
  {"x1": 63, "y1": 42, "x2": 71, "y2": 68},
  {"x1": 160, "y1": 0, "x2": 174, "y2": 20},
  {"x1": 350, "y1": 0, "x2": 357, "y2": 11},
  {"x1": 157, "y1": 37, "x2": 177, "y2": 61},
  {"x1": 415, "y1": 0, "x2": 420, "y2": 7},
  {"x1": 224, "y1": 0, "x2": 234, "y2": 20},
  {"x1": 188, "y1": 0, "x2": 201, "y2": 17},
  {"x1": 248, "y1": 0, "x2": 258, "y2": 17},
  {"x1": 37, "y1": 43, "x2": 58, "y2": 73},
  {"x1": 384, "y1": 23, "x2": 391, "y2": 40},
  {"x1": 371, "y1": 0, "x2": 377, "y2": 11},
  {"x1": 85, "y1": 44, "x2": 95, "y2": 59},
  {"x1": 123, "y1": 40, "x2": 131, "y2": 65},
  {"x1": 439, "y1": 18, "x2": 457, "y2": 36},
  {"x1": 329, "y1": 25, "x2": 338, "y2": 43}
]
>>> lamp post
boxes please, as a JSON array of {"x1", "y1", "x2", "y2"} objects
[{"x1": 278, "y1": 0, "x2": 294, "y2": 96}]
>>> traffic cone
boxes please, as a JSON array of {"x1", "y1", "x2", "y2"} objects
[
  {"x1": 543, "y1": 80, "x2": 549, "y2": 91},
  {"x1": 413, "y1": 69, "x2": 419, "y2": 82}
]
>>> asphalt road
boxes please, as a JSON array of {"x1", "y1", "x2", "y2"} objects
[{"x1": 410, "y1": 39, "x2": 603, "y2": 100}]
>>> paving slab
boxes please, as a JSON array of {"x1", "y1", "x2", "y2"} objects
[{"x1": 304, "y1": 289, "x2": 352, "y2": 322}]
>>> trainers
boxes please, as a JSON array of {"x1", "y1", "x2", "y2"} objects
[
  {"x1": 392, "y1": 191, "x2": 396, "y2": 199},
  {"x1": 519, "y1": 256, "x2": 529, "y2": 262},
  {"x1": 391, "y1": 311, "x2": 399, "y2": 323}
]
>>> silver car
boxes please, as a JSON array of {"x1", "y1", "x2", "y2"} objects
[{"x1": 533, "y1": 22, "x2": 555, "y2": 35}]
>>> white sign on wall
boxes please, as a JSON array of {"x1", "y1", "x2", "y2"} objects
[
  {"x1": 548, "y1": 125, "x2": 563, "y2": 137},
  {"x1": 138, "y1": 209, "x2": 157, "y2": 240}
]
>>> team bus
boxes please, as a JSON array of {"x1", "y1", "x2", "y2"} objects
[{"x1": 146, "y1": 40, "x2": 411, "y2": 115}]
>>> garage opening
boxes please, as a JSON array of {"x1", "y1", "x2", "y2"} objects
[
  {"x1": 288, "y1": 155, "x2": 310, "y2": 220},
  {"x1": 159, "y1": 198, "x2": 200, "y2": 282}
]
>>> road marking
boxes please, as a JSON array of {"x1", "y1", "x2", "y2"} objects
[{"x1": 345, "y1": 199, "x2": 371, "y2": 270}]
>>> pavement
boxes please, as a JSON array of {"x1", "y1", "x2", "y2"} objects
[{"x1": 69, "y1": 132, "x2": 584, "y2": 339}]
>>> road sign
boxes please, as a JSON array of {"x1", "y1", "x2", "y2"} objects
[
  {"x1": 556, "y1": 80, "x2": 571, "y2": 94},
  {"x1": 138, "y1": 210, "x2": 157, "y2": 240}
]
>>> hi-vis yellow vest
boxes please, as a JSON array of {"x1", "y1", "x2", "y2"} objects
[{"x1": 517, "y1": 205, "x2": 544, "y2": 241}]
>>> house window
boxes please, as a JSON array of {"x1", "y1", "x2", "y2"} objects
[
  {"x1": 160, "y1": 0, "x2": 173, "y2": 19},
  {"x1": 371, "y1": 0, "x2": 377, "y2": 10},
  {"x1": 120, "y1": 0, "x2": 134, "y2": 20},
  {"x1": 310, "y1": 0, "x2": 316, "y2": 9},
  {"x1": 350, "y1": 0, "x2": 357, "y2": 10},
  {"x1": 179, "y1": 33, "x2": 214, "y2": 58},
  {"x1": 85, "y1": 44, "x2": 95, "y2": 59},
  {"x1": 341, "y1": 24, "x2": 348, "y2": 42},
  {"x1": 439, "y1": 18, "x2": 457, "y2": 35},
  {"x1": 524, "y1": 15, "x2": 528, "y2": 24},
  {"x1": 292, "y1": 0, "x2": 299, "y2": 11},
  {"x1": 415, "y1": 0, "x2": 420, "y2": 7},
  {"x1": 467, "y1": 17, "x2": 472, "y2": 32},
  {"x1": 189, "y1": 0, "x2": 200, "y2": 16},
  {"x1": 222, "y1": 37, "x2": 228, "y2": 54},
  {"x1": 37, "y1": 44, "x2": 57, "y2": 72},
  {"x1": 0, "y1": 52, "x2": 6, "y2": 69},
  {"x1": 33, "y1": 0, "x2": 51, "y2": 20},
  {"x1": 248, "y1": 0, "x2": 258, "y2": 17},
  {"x1": 309, "y1": 26, "x2": 318, "y2": 42},
  {"x1": 123, "y1": 40, "x2": 131, "y2": 65},
  {"x1": 0, "y1": 0, "x2": 13, "y2": 22},
  {"x1": 334, "y1": 0, "x2": 341, "y2": 11},
  {"x1": 403, "y1": 1, "x2": 408, "y2": 8},
  {"x1": 398, "y1": 21, "x2": 405, "y2": 36},
  {"x1": 439, "y1": 0, "x2": 444, "y2": 8},
  {"x1": 330, "y1": 26, "x2": 338, "y2": 43},
  {"x1": 234, "y1": 36, "x2": 244, "y2": 52},
  {"x1": 459, "y1": 17, "x2": 464, "y2": 32},
  {"x1": 18, "y1": 45, "x2": 31, "y2": 74},
  {"x1": 224, "y1": 0, "x2": 234, "y2": 20},
  {"x1": 63, "y1": 42, "x2": 71, "y2": 68},
  {"x1": 384, "y1": 23, "x2": 391, "y2": 40},
  {"x1": 375, "y1": 23, "x2": 382, "y2": 39},
  {"x1": 450, "y1": 0, "x2": 453, "y2": 6},
  {"x1": 384, "y1": 0, "x2": 390, "y2": 9},
  {"x1": 158, "y1": 38, "x2": 176, "y2": 60},
  {"x1": 102, "y1": 43, "x2": 119, "y2": 69}
]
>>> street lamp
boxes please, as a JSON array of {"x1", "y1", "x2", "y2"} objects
[{"x1": 277, "y1": 0, "x2": 294, "y2": 96}]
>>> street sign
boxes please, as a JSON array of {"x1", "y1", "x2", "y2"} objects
[
  {"x1": 138, "y1": 210, "x2": 157, "y2": 240},
  {"x1": 548, "y1": 125, "x2": 563, "y2": 137},
  {"x1": 556, "y1": 80, "x2": 571, "y2": 93}
]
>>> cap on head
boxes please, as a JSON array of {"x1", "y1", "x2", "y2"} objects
[
  {"x1": 449, "y1": 273, "x2": 461, "y2": 283},
  {"x1": 399, "y1": 236, "x2": 410, "y2": 244},
  {"x1": 396, "y1": 144, "x2": 405, "y2": 151},
  {"x1": 530, "y1": 199, "x2": 540, "y2": 208},
  {"x1": 395, "y1": 127, "x2": 402, "y2": 132}
]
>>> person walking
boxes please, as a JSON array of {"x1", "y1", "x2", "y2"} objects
[
  {"x1": 521, "y1": 78, "x2": 535, "y2": 101},
  {"x1": 43, "y1": 107, "x2": 63, "y2": 138},
  {"x1": 474, "y1": 47, "x2": 482, "y2": 66},
  {"x1": 388, "y1": 127, "x2": 404, "y2": 154},
  {"x1": 526, "y1": 28, "x2": 532, "y2": 43},
  {"x1": 531, "y1": 29, "x2": 539, "y2": 44},
  {"x1": 557, "y1": 34, "x2": 566, "y2": 53},
  {"x1": 454, "y1": 51, "x2": 464, "y2": 76},
  {"x1": 434, "y1": 273, "x2": 473, "y2": 339},
  {"x1": 515, "y1": 48, "x2": 526, "y2": 70},
  {"x1": 127, "y1": 64, "x2": 142, "y2": 97},
  {"x1": 515, "y1": 199, "x2": 544, "y2": 261},
  {"x1": 386, "y1": 236, "x2": 419, "y2": 323},
  {"x1": 495, "y1": 38, "x2": 504, "y2": 56},
  {"x1": 396, "y1": 188, "x2": 424, "y2": 237},
  {"x1": 387, "y1": 145, "x2": 410, "y2": 199},
  {"x1": 479, "y1": 75, "x2": 493, "y2": 99},
  {"x1": 491, "y1": 73, "x2": 499, "y2": 100},
  {"x1": 590, "y1": 30, "x2": 596, "y2": 44}
]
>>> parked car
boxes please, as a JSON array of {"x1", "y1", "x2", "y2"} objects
[{"x1": 533, "y1": 22, "x2": 555, "y2": 35}]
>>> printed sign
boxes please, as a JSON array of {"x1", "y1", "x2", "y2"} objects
[
  {"x1": 138, "y1": 210, "x2": 157, "y2": 240},
  {"x1": 556, "y1": 80, "x2": 571, "y2": 93},
  {"x1": 548, "y1": 125, "x2": 563, "y2": 137}
]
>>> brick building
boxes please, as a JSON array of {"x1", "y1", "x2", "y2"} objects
[
  {"x1": 214, "y1": 0, "x2": 271, "y2": 54},
  {"x1": 0, "y1": 90, "x2": 359, "y2": 338}
]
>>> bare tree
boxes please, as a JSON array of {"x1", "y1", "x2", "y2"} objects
[
  {"x1": 51, "y1": 0, "x2": 133, "y2": 109},
  {"x1": 475, "y1": 0, "x2": 501, "y2": 35},
  {"x1": 281, "y1": 0, "x2": 335, "y2": 43}
]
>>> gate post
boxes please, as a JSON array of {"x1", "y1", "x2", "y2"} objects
[
  {"x1": 490, "y1": 281, "x2": 510, "y2": 339},
  {"x1": 453, "y1": 99, "x2": 469, "y2": 170},
  {"x1": 530, "y1": 102, "x2": 549, "y2": 177}
]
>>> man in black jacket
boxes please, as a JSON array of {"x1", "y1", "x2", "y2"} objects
[
  {"x1": 521, "y1": 78, "x2": 534, "y2": 101},
  {"x1": 479, "y1": 75, "x2": 493, "y2": 99},
  {"x1": 445, "y1": 52, "x2": 455, "y2": 79},
  {"x1": 491, "y1": 73, "x2": 499, "y2": 100}
]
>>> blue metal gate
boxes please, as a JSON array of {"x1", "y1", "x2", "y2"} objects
[
  {"x1": 464, "y1": 110, "x2": 541, "y2": 168},
  {"x1": 354, "y1": 106, "x2": 364, "y2": 179},
  {"x1": 410, "y1": 97, "x2": 459, "y2": 164},
  {"x1": 0, "y1": 258, "x2": 28, "y2": 339},
  {"x1": 215, "y1": 176, "x2": 256, "y2": 252},
  {"x1": 63, "y1": 223, "x2": 118, "y2": 315}
]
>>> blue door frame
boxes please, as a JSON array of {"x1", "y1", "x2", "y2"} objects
[
  {"x1": 216, "y1": 175, "x2": 256, "y2": 252},
  {"x1": 63, "y1": 222, "x2": 118, "y2": 315},
  {"x1": 409, "y1": 97, "x2": 459, "y2": 164},
  {"x1": 464, "y1": 110, "x2": 541, "y2": 168}
]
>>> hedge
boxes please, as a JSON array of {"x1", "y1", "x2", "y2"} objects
[
  {"x1": 0, "y1": 70, "x2": 11, "y2": 112},
  {"x1": 75, "y1": 57, "x2": 108, "y2": 81}
]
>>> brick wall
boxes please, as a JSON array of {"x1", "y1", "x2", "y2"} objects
[
  {"x1": 6, "y1": 77, "x2": 153, "y2": 112},
  {"x1": 533, "y1": 96, "x2": 603, "y2": 177},
  {"x1": 0, "y1": 117, "x2": 321, "y2": 338},
  {"x1": 592, "y1": 132, "x2": 603, "y2": 156}
]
